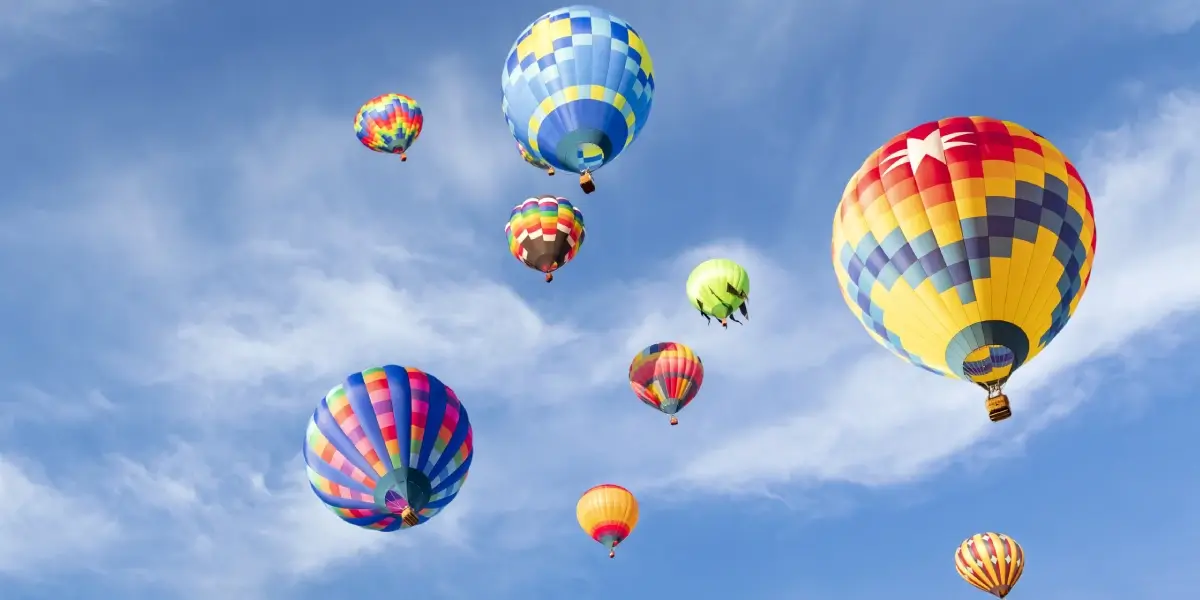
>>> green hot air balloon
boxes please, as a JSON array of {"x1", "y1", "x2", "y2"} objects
[{"x1": 686, "y1": 259, "x2": 750, "y2": 328}]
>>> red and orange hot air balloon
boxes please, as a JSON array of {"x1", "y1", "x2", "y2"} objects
[
  {"x1": 955, "y1": 532, "x2": 1026, "y2": 597},
  {"x1": 576, "y1": 484, "x2": 639, "y2": 558},
  {"x1": 628, "y1": 342, "x2": 704, "y2": 425}
]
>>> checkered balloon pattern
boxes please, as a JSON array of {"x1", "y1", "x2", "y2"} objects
[
  {"x1": 354, "y1": 93, "x2": 423, "y2": 155},
  {"x1": 831, "y1": 117, "x2": 1096, "y2": 388},
  {"x1": 501, "y1": 5, "x2": 655, "y2": 175}
]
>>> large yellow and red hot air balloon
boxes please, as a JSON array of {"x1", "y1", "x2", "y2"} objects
[
  {"x1": 832, "y1": 117, "x2": 1097, "y2": 422},
  {"x1": 576, "y1": 484, "x2": 638, "y2": 558},
  {"x1": 955, "y1": 532, "x2": 1025, "y2": 597}
]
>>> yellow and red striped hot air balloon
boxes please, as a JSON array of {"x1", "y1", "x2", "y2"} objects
[
  {"x1": 354, "y1": 93, "x2": 423, "y2": 161},
  {"x1": 576, "y1": 484, "x2": 639, "y2": 558},
  {"x1": 955, "y1": 532, "x2": 1025, "y2": 598}
]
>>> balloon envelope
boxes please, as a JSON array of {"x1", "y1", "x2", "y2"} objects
[
  {"x1": 831, "y1": 117, "x2": 1096, "y2": 393},
  {"x1": 354, "y1": 94, "x2": 423, "y2": 156},
  {"x1": 501, "y1": 5, "x2": 654, "y2": 175},
  {"x1": 576, "y1": 484, "x2": 639, "y2": 556},
  {"x1": 686, "y1": 258, "x2": 750, "y2": 324},
  {"x1": 955, "y1": 532, "x2": 1025, "y2": 598},
  {"x1": 303, "y1": 365, "x2": 473, "y2": 531},
  {"x1": 505, "y1": 196, "x2": 586, "y2": 280},
  {"x1": 517, "y1": 141, "x2": 554, "y2": 173},
  {"x1": 628, "y1": 342, "x2": 704, "y2": 420}
]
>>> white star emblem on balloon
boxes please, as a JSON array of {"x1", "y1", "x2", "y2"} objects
[{"x1": 880, "y1": 129, "x2": 976, "y2": 176}]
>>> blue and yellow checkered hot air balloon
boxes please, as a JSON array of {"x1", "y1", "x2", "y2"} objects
[
  {"x1": 832, "y1": 117, "x2": 1097, "y2": 423},
  {"x1": 501, "y1": 6, "x2": 655, "y2": 194}
]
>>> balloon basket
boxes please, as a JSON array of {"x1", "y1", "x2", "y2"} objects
[
  {"x1": 609, "y1": 550, "x2": 615, "y2": 558},
  {"x1": 547, "y1": 167, "x2": 555, "y2": 176},
  {"x1": 400, "y1": 507, "x2": 419, "y2": 527},
  {"x1": 985, "y1": 394, "x2": 1012, "y2": 422},
  {"x1": 399, "y1": 153, "x2": 407, "y2": 162},
  {"x1": 545, "y1": 272, "x2": 554, "y2": 282},
  {"x1": 580, "y1": 172, "x2": 595, "y2": 194},
  {"x1": 669, "y1": 416, "x2": 678, "y2": 426}
]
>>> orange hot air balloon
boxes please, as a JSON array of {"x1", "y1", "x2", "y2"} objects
[
  {"x1": 955, "y1": 532, "x2": 1025, "y2": 597},
  {"x1": 576, "y1": 484, "x2": 639, "y2": 558}
]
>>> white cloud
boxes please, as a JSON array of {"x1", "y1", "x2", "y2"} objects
[
  {"x1": 0, "y1": 454, "x2": 119, "y2": 575},
  {"x1": 4, "y1": 9, "x2": 1200, "y2": 595},
  {"x1": 668, "y1": 88, "x2": 1200, "y2": 492},
  {"x1": 57, "y1": 86, "x2": 1195, "y2": 598},
  {"x1": 0, "y1": 384, "x2": 114, "y2": 428}
]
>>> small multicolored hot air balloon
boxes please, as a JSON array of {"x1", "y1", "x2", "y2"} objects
[
  {"x1": 576, "y1": 484, "x2": 639, "y2": 558},
  {"x1": 303, "y1": 365, "x2": 473, "y2": 531},
  {"x1": 686, "y1": 259, "x2": 750, "y2": 328},
  {"x1": 955, "y1": 532, "x2": 1025, "y2": 598},
  {"x1": 628, "y1": 342, "x2": 704, "y2": 425},
  {"x1": 831, "y1": 116, "x2": 1097, "y2": 422},
  {"x1": 517, "y1": 141, "x2": 555, "y2": 175},
  {"x1": 354, "y1": 93, "x2": 423, "y2": 161},
  {"x1": 501, "y1": 5, "x2": 655, "y2": 193},
  {"x1": 505, "y1": 196, "x2": 585, "y2": 282}
]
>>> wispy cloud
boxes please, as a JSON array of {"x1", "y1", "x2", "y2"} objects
[
  {"x1": 2, "y1": 83, "x2": 1195, "y2": 597},
  {"x1": 0, "y1": 0, "x2": 160, "y2": 74},
  {"x1": 3, "y1": 2, "x2": 1199, "y2": 598},
  {"x1": 0, "y1": 454, "x2": 119, "y2": 576}
]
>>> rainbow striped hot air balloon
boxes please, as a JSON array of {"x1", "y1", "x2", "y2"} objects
[
  {"x1": 576, "y1": 484, "x2": 639, "y2": 558},
  {"x1": 505, "y1": 196, "x2": 586, "y2": 282},
  {"x1": 501, "y1": 5, "x2": 655, "y2": 193},
  {"x1": 354, "y1": 93, "x2": 423, "y2": 161},
  {"x1": 303, "y1": 365, "x2": 473, "y2": 531},
  {"x1": 628, "y1": 341, "x2": 705, "y2": 425}
]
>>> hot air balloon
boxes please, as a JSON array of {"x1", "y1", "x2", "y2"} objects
[
  {"x1": 831, "y1": 116, "x2": 1097, "y2": 422},
  {"x1": 628, "y1": 342, "x2": 704, "y2": 425},
  {"x1": 505, "y1": 196, "x2": 585, "y2": 282},
  {"x1": 501, "y1": 5, "x2": 655, "y2": 194},
  {"x1": 517, "y1": 141, "x2": 555, "y2": 175},
  {"x1": 303, "y1": 365, "x2": 473, "y2": 531},
  {"x1": 354, "y1": 93, "x2": 423, "y2": 161},
  {"x1": 686, "y1": 259, "x2": 750, "y2": 328},
  {"x1": 576, "y1": 484, "x2": 639, "y2": 558},
  {"x1": 955, "y1": 532, "x2": 1025, "y2": 597}
]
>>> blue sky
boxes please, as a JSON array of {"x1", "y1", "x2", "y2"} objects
[{"x1": 1, "y1": 1, "x2": 1199, "y2": 598}]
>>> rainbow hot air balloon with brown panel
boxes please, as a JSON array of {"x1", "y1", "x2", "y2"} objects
[
  {"x1": 831, "y1": 117, "x2": 1097, "y2": 422},
  {"x1": 576, "y1": 484, "x2": 638, "y2": 558},
  {"x1": 955, "y1": 532, "x2": 1025, "y2": 598}
]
